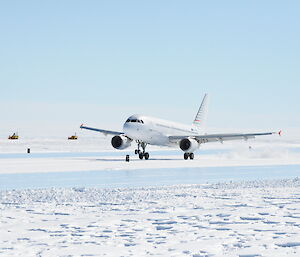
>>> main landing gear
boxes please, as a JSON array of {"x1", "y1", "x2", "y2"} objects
[
  {"x1": 135, "y1": 141, "x2": 149, "y2": 160},
  {"x1": 184, "y1": 152, "x2": 194, "y2": 160}
]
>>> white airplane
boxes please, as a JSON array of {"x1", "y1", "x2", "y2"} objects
[{"x1": 80, "y1": 94, "x2": 280, "y2": 160}]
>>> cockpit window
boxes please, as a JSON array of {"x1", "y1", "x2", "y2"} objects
[{"x1": 126, "y1": 118, "x2": 144, "y2": 124}]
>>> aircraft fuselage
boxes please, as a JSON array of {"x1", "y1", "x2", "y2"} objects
[{"x1": 123, "y1": 114, "x2": 198, "y2": 146}]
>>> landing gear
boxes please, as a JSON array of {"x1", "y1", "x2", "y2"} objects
[
  {"x1": 184, "y1": 153, "x2": 194, "y2": 160},
  {"x1": 138, "y1": 152, "x2": 150, "y2": 160},
  {"x1": 135, "y1": 143, "x2": 141, "y2": 155},
  {"x1": 136, "y1": 141, "x2": 149, "y2": 160}
]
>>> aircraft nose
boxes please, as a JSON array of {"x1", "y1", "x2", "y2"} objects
[
  {"x1": 123, "y1": 122, "x2": 131, "y2": 132},
  {"x1": 123, "y1": 122, "x2": 138, "y2": 135}
]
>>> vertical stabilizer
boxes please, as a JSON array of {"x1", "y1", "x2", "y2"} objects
[{"x1": 192, "y1": 94, "x2": 209, "y2": 131}]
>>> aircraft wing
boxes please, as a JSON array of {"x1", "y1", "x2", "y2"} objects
[
  {"x1": 169, "y1": 131, "x2": 278, "y2": 144},
  {"x1": 80, "y1": 124, "x2": 123, "y2": 136}
]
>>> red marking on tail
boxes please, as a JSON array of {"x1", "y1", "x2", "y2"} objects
[{"x1": 278, "y1": 130, "x2": 282, "y2": 136}]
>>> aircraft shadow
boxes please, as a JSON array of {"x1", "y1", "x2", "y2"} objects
[
  {"x1": 149, "y1": 158, "x2": 182, "y2": 161},
  {"x1": 85, "y1": 158, "x2": 183, "y2": 162},
  {"x1": 94, "y1": 158, "x2": 133, "y2": 162}
]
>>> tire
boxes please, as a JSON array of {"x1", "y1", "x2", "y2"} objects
[
  {"x1": 189, "y1": 153, "x2": 194, "y2": 160},
  {"x1": 139, "y1": 153, "x2": 144, "y2": 160},
  {"x1": 144, "y1": 152, "x2": 149, "y2": 160},
  {"x1": 135, "y1": 150, "x2": 138, "y2": 154},
  {"x1": 126, "y1": 155, "x2": 130, "y2": 162},
  {"x1": 184, "y1": 153, "x2": 189, "y2": 160}
]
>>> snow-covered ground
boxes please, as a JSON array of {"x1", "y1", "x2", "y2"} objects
[
  {"x1": 1, "y1": 179, "x2": 300, "y2": 256},
  {"x1": 0, "y1": 137, "x2": 112, "y2": 153},
  {"x1": 1, "y1": 136, "x2": 300, "y2": 256}
]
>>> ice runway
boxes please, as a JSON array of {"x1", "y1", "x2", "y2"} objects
[
  {"x1": 0, "y1": 147, "x2": 300, "y2": 190},
  {"x1": 1, "y1": 164, "x2": 300, "y2": 190},
  {"x1": 1, "y1": 146, "x2": 300, "y2": 175}
]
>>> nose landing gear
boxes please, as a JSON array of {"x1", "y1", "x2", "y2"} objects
[{"x1": 184, "y1": 153, "x2": 194, "y2": 160}]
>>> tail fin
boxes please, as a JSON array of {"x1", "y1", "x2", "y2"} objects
[{"x1": 192, "y1": 93, "x2": 209, "y2": 131}]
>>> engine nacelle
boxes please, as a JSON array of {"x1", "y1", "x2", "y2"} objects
[
  {"x1": 111, "y1": 135, "x2": 132, "y2": 150},
  {"x1": 179, "y1": 138, "x2": 199, "y2": 153}
]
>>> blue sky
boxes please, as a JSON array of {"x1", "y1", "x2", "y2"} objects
[{"x1": 0, "y1": 1, "x2": 299, "y2": 136}]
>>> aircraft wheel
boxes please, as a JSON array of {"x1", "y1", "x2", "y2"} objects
[
  {"x1": 184, "y1": 153, "x2": 189, "y2": 160},
  {"x1": 135, "y1": 149, "x2": 138, "y2": 154},
  {"x1": 139, "y1": 153, "x2": 144, "y2": 160},
  {"x1": 144, "y1": 152, "x2": 149, "y2": 160},
  {"x1": 190, "y1": 153, "x2": 194, "y2": 160}
]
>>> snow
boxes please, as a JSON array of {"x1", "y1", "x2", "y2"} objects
[
  {"x1": 1, "y1": 179, "x2": 300, "y2": 256},
  {"x1": 0, "y1": 137, "x2": 112, "y2": 153},
  {"x1": 1, "y1": 137, "x2": 300, "y2": 256}
]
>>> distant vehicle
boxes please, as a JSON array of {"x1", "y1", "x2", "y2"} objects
[
  {"x1": 68, "y1": 133, "x2": 78, "y2": 140},
  {"x1": 8, "y1": 133, "x2": 19, "y2": 140},
  {"x1": 81, "y1": 94, "x2": 280, "y2": 160}
]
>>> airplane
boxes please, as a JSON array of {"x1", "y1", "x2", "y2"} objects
[{"x1": 80, "y1": 94, "x2": 280, "y2": 160}]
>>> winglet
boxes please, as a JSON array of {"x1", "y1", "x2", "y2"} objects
[
  {"x1": 278, "y1": 130, "x2": 282, "y2": 136},
  {"x1": 80, "y1": 124, "x2": 84, "y2": 128}
]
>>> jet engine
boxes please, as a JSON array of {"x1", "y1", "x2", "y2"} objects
[
  {"x1": 111, "y1": 135, "x2": 132, "y2": 150},
  {"x1": 179, "y1": 138, "x2": 199, "y2": 153}
]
